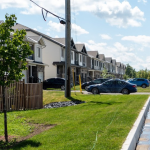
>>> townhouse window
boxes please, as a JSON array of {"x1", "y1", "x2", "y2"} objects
[
  {"x1": 61, "y1": 49, "x2": 64, "y2": 58},
  {"x1": 95, "y1": 60, "x2": 96, "y2": 66},
  {"x1": 37, "y1": 47, "x2": 40, "y2": 58},
  {"x1": 71, "y1": 52, "x2": 73, "y2": 60},
  {"x1": 80, "y1": 55, "x2": 82, "y2": 62},
  {"x1": 97, "y1": 61, "x2": 98, "y2": 66}
]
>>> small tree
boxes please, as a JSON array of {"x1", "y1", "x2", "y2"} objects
[
  {"x1": 123, "y1": 74, "x2": 129, "y2": 80},
  {"x1": 0, "y1": 14, "x2": 32, "y2": 142},
  {"x1": 101, "y1": 67, "x2": 108, "y2": 78}
]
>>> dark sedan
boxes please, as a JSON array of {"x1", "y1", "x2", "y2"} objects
[
  {"x1": 43, "y1": 78, "x2": 72, "y2": 90},
  {"x1": 82, "y1": 78, "x2": 109, "y2": 91},
  {"x1": 87, "y1": 79, "x2": 137, "y2": 94}
]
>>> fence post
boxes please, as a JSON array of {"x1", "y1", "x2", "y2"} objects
[
  {"x1": 23, "y1": 79, "x2": 26, "y2": 110},
  {"x1": 41, "y1": 82, "x2": 43, "y2": 108}
]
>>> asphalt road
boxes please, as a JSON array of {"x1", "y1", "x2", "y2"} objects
[{"x1": 45, "y1": 90, "x2": 150, "y2": 95}]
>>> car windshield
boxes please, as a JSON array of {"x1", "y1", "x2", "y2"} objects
[{"x1": 93, "y1": 80, "x2": 100, "y2": 84}]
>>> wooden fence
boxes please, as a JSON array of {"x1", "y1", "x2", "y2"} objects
[{"x1": 0, "y1": 80, "x2": 43, "y2": 112}]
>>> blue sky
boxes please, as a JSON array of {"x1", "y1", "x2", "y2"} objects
[{"x1": 0, "y1": 0, "x2": 149, "y2": 71}]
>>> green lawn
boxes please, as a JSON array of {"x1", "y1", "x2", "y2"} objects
[
  {"x1": 46, "y1": 85, "x2": 84, "y2": 91},
  {"x1": 137, "y1": 87, "x2": 150, "y2": 92},
  {"x1": 0, "y1": 92, "x2": 149, "y2": 150}
]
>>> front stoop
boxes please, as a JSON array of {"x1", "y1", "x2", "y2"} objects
[{"x1": 121, "y1": 97, "x2": 150, "y2": 150}]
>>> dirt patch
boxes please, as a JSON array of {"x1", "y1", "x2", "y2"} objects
[
  {"x1": 0, "y1": 135, "x2": 16, "y2": 142},
  {"x1": 0, "y1": 123, "x2": 56, "y2": 143},
  {"x1": 17, "y1": 123, "x2": 56, "y2": 142}
]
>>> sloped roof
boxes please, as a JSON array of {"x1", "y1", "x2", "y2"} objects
[
  {"x1": 112, "y1": 59, "x2": 116, "y2": 65},
  {"x1": 13, "y1": 23, "x2": 29, "y2": 30},
  {"x1": 87, "y1": 51, "x2": 98, "y2": 58},
  {"x1": 0, "y1": 20, "x2": 4, "y2": 24},
  {"x1": 99, "y1": 54, "x2": 105, "y2": 61},
  {"x1": 12, "y1": 23, "x2": 59, "y2": 45},
  {"x1": 105, "y1": 57, "x2": 112, "y2": 63},
  {"x1": 26, "y1": 36, "x2": 46, "y2": 47},
  {"x1": 117, "y1": 62, "x2": 121, "y2": 67},
  {"x1": 28, "y1": 36, "x2": 42, "y2": 42},
  {"x1": 75, "y1": 44, "x2": 84, "y2": 52},
  {"x1": 51, "y1": 38, "x2": 65, "y2": 45},
  {"x1": 122, "y1": 64, "x2": 126, "y2": 68}
]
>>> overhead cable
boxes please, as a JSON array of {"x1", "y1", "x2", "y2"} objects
[{"x1": 30, "y1": 0, "x2": 66, "y2": 24}]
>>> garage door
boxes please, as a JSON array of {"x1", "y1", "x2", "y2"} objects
[{"x1": 38, "y1": 72, "x2": 43, "y2": 82}]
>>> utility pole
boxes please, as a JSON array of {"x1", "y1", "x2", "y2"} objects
[{"x1": 65, "y1": 0, "x2": 71, "y2": 97}]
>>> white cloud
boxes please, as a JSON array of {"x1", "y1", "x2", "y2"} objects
[
  {"x1": 33, "y1": 28, "x2": 37, "y2": 31},
  {"x1": 0, "y1": 0, "x2": 145, "y2": 28},
  {"x1": 48, "y1": 21, "x2": 64, "y2": 32},
  {"x1": 85, "y1": 40, "x2": 145, "y2": 70},
  {"x1": 100, "y1": 34, "x2": 112, "y2": 40},
  {"x1": 93, "y1": 1, "x2": 145, "y2": 28},
  {"x1": 138, "y1": 0, "x2": 147, "y2": 3},
  {"x1": 47, "y1": 21, "x2": 89, "y2": 35},
  {"x1": 71, "y1": 24, "x2": 89, "y2": 35},
  {"x1": 122, "y1": 35, "x2": 150, "y2": 47}
]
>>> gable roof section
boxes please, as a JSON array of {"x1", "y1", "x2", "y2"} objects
[
  {"x1": 75, "y1": 43, "x2": 87, "y2": 54},
  {"x1": 28, "y1": 36, "x2": 46, "y2": 47},
  {"x1": 105, "y1": 57, "x2": 112, "y2": 63},
  {"x1": 52, "y1": 38, "x2": 65, "y2": 45},
  {"x1": 12, "y1": 23, "x2": 65, "y2": 47},
  {"x1": 112, "y1": 59, "x2": 116, "y2": 65},
  {"x1": 51, "y1": 38, "x2": 77, "y2": 50},
  {"x1": 99, "y1": 54, "x2": 105, "y2": 61},
  {"x1": 87, "y1": 51, "x2": 99, "y2": 58},
  {"x1": 117, "y1": 62, "x2": 121, "y2": 67},
  {"x1": 75, "y1": 44, "x2": 83, "y2": 51},
  {"x1": 71, "y1": 39, "x2": 77, "y2": 50},
  {"x1": 0, "y1": 20, "x2": 4, "y2": 24},
  {"x1": 25, "y1": 36, "x2": 46, "y2": 48}
]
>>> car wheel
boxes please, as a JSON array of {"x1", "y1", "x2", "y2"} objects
[
  {"x1": 85, "y1": 86, "x2": 88, "y2": 91},
  {"x1": 92, "y1": 88, "x2": 99, "y2": 94},
  {"x1": 61, "y1": 85, "x2": 65, "y2": 90},
  {"x1": 142, "y1": 84, "x2": 147, "y2": 88},
  {"x1": 122, "y1": 89, "x2": 129, "y2": 94}
]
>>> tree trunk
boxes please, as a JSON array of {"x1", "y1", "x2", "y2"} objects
[{"x1": 2, "y1": 84, "x2": 8, "y2": 142}]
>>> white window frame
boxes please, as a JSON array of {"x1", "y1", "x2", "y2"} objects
[
  {"x1": 80, "y1": 55, "x2": 82, "y2": 62},
  {"x1": 37, "y1": 47, "x2": 40, "y2": 58},
  {"x1": 71, "y1": 52, "x2": 74, "y2": 60}
]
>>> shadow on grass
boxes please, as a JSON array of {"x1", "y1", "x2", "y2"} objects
[
  {"x1": 8, "y1": 140, "x2": 41, "y2": 150},
  {"x1": 89, "y1": 101, "x2": 123, "y2": 105},
  {"x1": 67, "y1": 96, "x2": 122, "y2": 106},
  {"x1": 67, "y1": 97, "x2": 85, "y2": 104}
]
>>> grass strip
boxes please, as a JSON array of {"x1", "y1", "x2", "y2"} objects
[{"x1": 0, "y1": 93, "x2": 148, "y2": 150}]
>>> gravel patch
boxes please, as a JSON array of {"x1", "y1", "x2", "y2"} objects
[{"x1": 44, "y1": 101, "x2": 85, "y2": 109}]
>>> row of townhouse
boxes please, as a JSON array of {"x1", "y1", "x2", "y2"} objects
[{"x1": 11, "y1": 23, "x2": 126, "y2": 83}]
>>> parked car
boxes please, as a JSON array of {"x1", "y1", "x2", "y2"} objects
[
  {"x1": 82, "y1": 78, "x2": 109, "y2": 91},
  {"x1": 43, "y1": 78, "x2": 72, "y2": 90},
  {"x1": 87, "y1": 79, "x2": 137, "y2": 94},
  {"x1": 127, "y1": 78, "x2": 149, "y2": 88}
]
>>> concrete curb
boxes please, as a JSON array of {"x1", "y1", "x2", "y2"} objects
[{"x1": 121, "y1": 97, "x2": 150, "y2": 150}]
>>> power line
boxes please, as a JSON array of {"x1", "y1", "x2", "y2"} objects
[{"x1": 30, "y1": 0, "x2": 66, "y2": 24}]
